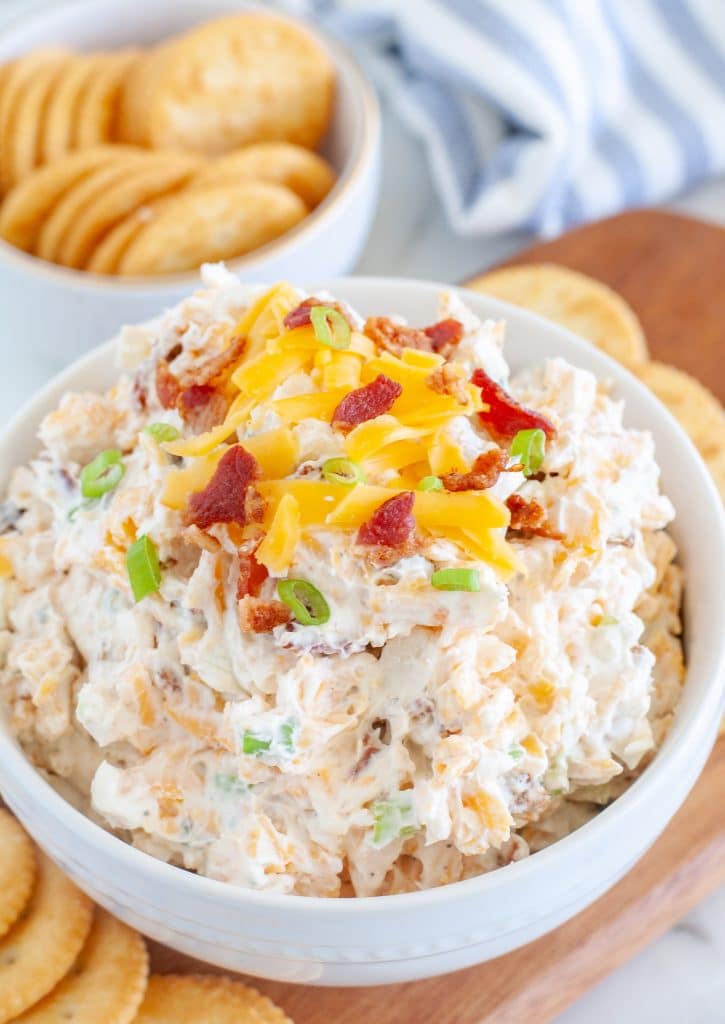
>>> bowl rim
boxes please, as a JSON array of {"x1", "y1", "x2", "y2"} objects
[
  {"x1": 2, "y1": 275, "x2": 724, "y2": 915},
  {"x1": 0, "y1": 0, "x2": 381, "y2": 290}
]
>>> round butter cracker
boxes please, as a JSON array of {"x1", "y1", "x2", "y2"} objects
[
  {"x1": 636, "y1": 360, "x2": 725, "y2": 488},
  {"x1": 467, "y1": 263, "x2": 650, "y2": 367},
  {"x1": 76, "y1": 49, "x2": 140, "y2": 148},
  {"x1": 118, "y1": 181, "x2": 307, "y2": 276},
  {"x1": 13, "y1": 908, "x2": 148, "y2": 1024},
  {"x1": 57, "y1": 151, "x2": 203, "y2": 269},
  {"x1": 0, "y1": 50, "x2": 69, "y2": 192},
  {"x1": 35, "y1": 150, "x2": 148, "y2": 262},
  {"x1": 85, "y1": 199, "x2": 162, "y2": 274},
  {"x1": 0, "y1": 144, "x2": 138, "y2": 252},
  {"x1": 6, "y1": 52, "x2": 70, "y2": 183},
  {"x1": 141, "y1": 13, "x2": 335, "y2": 155},
  {"x1": 0, "y1": 853, "x2": 93, "y2": 1024},
  {"x1": 192, "y1": 142, "x2": 336, "y2": 208},
  {"x1": 133, "y1": 975, "x2": 292, "y2": 1024},
  {"x1": 41, "y1": 54, "x2": 102, "y2": 163},
  {"x1": 0, "y1": 811, "x2": 35, "y2": 940}
]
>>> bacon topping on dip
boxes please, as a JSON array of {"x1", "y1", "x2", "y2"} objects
[
  {"x1": 357, "y1": 492, "x2": 416, "y2": 547},
  {"x1": 443, "y1": 448, "x2": 508, "y2": 492},
  {"x1": 186, "y1": 445, "x2": 261, "y2": 531},
  {"x1": 237, "y1": 550, "x2": 269, "y2": 599},
  {"x1": 471, "y1": 369, "x2": 556, "y2": 442},
  {"x1": 332, "y1": 374, "x2": 403, "y2": 430},
  {"x1": 364, "y1": 316, "x2": 463, "y2": 358}
]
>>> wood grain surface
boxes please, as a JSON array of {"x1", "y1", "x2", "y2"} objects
[{"x1": 151, "y1": 210, "x2": 725, "y2": 1023}]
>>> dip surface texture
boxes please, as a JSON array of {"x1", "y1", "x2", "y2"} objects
[{"x1": 0, "y1": 271, "x2": 683, "y2": 896}]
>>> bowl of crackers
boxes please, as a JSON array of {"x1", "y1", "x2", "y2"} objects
[{"x1": 0, "y1": 0, "x2": 380, "y2": 363}]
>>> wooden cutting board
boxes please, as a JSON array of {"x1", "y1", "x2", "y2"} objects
[{"x1": 150, "y1": 210, "x2": 725, "y2": 1023}]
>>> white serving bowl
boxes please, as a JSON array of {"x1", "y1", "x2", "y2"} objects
[
  {"x1": 1, "y1": 278, "x2": 724, "y2": 987},
  {"x1": 0, "y1": 0, "x2": 380, "y2": 367}
]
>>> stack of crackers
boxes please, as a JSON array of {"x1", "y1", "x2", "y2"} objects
[
  {"x1": 0, "y1": 809, "x2": 292, "y2": 1023},
  {"x1": 0, "y1": 13, "x2": 336, "y2": 276}
]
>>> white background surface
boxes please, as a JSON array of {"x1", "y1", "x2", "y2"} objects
[{"x1": 1, "y1": 2, "x2": 724, "y2": 1020}]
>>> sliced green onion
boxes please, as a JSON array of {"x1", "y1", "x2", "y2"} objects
[
  {"x1": 80, "y1": 449, "x2": 125, "y2": 499},
  {"x1": 145, "y1": 422, "x2": 180, "y2": 443},
  {"x1": 242, "y1": 733, "x2": 271, "y2": 756},
  {"x1": 431, "y1": 568, "x2": 480, "y2": 592},
  {"x1": 598, "y1": 614, "x2": 619, "y2": 626},
  {"x1": 509, "y1": 746, "x2": 524, "y2": 761},
  {"x1": 126, "y1": 534, "x2": 161, "y2": 603},
  {"x1": 321, "y1": 457, "x2": 366, "y2": 486},
  {"x1": 278, "y1": 720, "x2": 296, "y2": 754},
  {"x1": 418, "y1": 475, "x2": 443, "y2": 492},
  {"x1": 214, "y1": 772, "x2": 248, "y2": 794},
  {"x1": 510, "y1": 428, "x2": 546, "y2": 477},
  {"x1": 277, "y1": 578, "x2": 330, "y2": 626},
  {"x1": 310, "y1": 305, "x2": 351, "y2": 350},
  {"x1": 371, "y1": 793, "x2": 417, "y2": 848},
  {"x1": 67, "y1": 499, "x2": 97, "y2": 521}
]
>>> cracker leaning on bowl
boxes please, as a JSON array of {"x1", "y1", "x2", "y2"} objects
[
  {"x1": 0, "y1": 809, "x2": 293, "y2": 1023},
  {"x1": 468, "y1": 262, "x2": 725, "y2": 734}
]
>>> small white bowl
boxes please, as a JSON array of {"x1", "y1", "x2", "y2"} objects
[
  {"x1": 0, "y1": 0, "x2": 380, "y2": 367},
  {"x1": 1, "y1": 277, "x2": 724, "y2": 987}
]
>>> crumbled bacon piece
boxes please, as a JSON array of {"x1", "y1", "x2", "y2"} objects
[
  {"x1": 506, "y1": 494, "x2": 562, "y2": 540},
  {"x1": 185, "y1": 445, "x2": 261, "y2": 531},
  {"x1": 237, "y1": 550, "x2": 269, "y2": 599},
  {"x1": 178, "y1": 336, "x2": 246, "y2": 389},
  {"x1": 283, "y1": 297, "x2": 353, "y2": 331},
  {"x1": 424, "y1": 318, "x2": 464, "y2": 356},
  {"x1": 471, "y1": 369, "x2": 557, "y2": 442},
  {"x1": 132, "y1": 373, "x2": 148, "y2": 411},
  {"x1": 359, "y1": 539, "x2": 421, "y2": 567},
  {"x1": 443, "y1": 448, "x2": 508, "y2": 492},
  {"x1": 332, "y1": 374, "x2": 402, "y2": 430},
  {"x1": 182, "y1": 525, "x2": 221, "y2": 553},
  {"x1": 427, "y1": 364, "x2": 468, "y2": 404},
  {"x1": 357, "y1": 492, "x2": 416, "y2": 548},
  {"x1": 363, "y1": 317, "x2": 429, "y2": 356},
  {"x1": 155, "y1": 359, "x2": 181, "y2": 409},
  {"x1": 238, "y1": 596, "x2": 291, "y2": 633},
  {"x1": 363, "y1": 316, "x2": 464, "y2": 358},
  {"x1": 178, "y1": 385, "x2": 230, "y2": 433}
]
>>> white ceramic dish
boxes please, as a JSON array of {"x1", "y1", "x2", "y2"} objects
[
  {"x1": 1, "y1": 277, "x2": 724, "y2": 987},
  {"x1": 0, "y1": 0, "x2": 380, "y2": 367}
]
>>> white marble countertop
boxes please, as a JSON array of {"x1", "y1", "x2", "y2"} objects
[{"x1": 1, "y1": 3, "x2": 724, "y2": 1021}]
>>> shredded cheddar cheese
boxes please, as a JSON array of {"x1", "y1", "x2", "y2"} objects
[{"x1": 256, "y1": 493, "x2": 301, "y2": 573}]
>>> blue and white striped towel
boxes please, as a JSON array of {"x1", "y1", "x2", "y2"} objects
[{"x1": 298, "y1": 0, "x2": 725, "y2": 237}]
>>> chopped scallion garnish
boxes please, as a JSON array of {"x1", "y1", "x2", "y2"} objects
[
  {"x1": 278, "y1": 720, "x2": 297, "y2": 754},
  {"x1": 322, "y1": 457, "x2": 366, "y2": 486},
  {"x1": 242, "y1": 733, "x2": 272, "y2": 756},
  {"x1": 418, "y1": 475, "x2": 443, "y2": 492},
  {"x1": 126, "y1": 534, "x2": 161, "y2": 603},
  {"x1": 510, "y1": 428, "x2": 546, "y2": 477},
  {"x1": 371, "y1": 793, "x2": 417, "y2": 848},
  {"x1": 277, "y1": 578, "x2": 330, "y2": 626},
  {"x1": 145, "y1": 422, "x2": 180, "y2": 443},
  {"x1": 310, "y1": 305, "x2": 351, "y2": 350},
  {"x1": 431, "y1": 568, "x2": 480, "y2": 592},
  {"x1": 80, "y1": 449, "x2": 124, "y2": 499},
  {"x1": 214, "y1": 772, "x2": 248, "y2": 794}
]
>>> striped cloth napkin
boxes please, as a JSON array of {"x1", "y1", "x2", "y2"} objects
[{"x1": 304, "y1": 0, "x2": 725, "y2": 237}]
